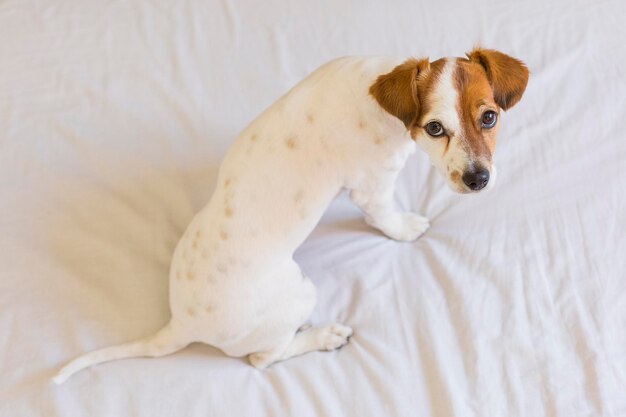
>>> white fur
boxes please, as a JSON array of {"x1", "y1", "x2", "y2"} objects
[
  {"x1": 415, "y1": 59, "x2": 470, "y2": 192},
  {"x1": 54, "y1": 56, "x2": 451, "y2": 383},
  {"x1": 421, "y1": 59, "x2": 462, "y2": 136}
]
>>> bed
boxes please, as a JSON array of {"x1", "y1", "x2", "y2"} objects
[{"x1": 1, "y1": 0, "x2": 625, "y2": 416}]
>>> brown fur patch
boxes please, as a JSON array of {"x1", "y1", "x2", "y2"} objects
[
  {"x1": 466, "y1": 48, "x2": 529, "y2": 110},
  {"x1": 224, "y1": 178, "x2": 231, "y2": 188},
  {"x1": 307, "y1": 114, "x2": 314, "y2": 124},
  {"x1": 186, "y1": 270, "x2": 194, "y2": 281},
  {"x1": 451, "y1": 170, "x2": 461, "y2": 182},
  {"x1": 454, "y1": 59, "x2": 495, "y2": 160},
  {"x1": 285, "y1": 136, "x2": 297, "y2": 149},
  {"x1": 369, "y1": 58, "x2": 430, "y2": 128},
  {"x1": 219, "y1": 230, "x2": 228, "y2": 240},
  {"x1": 225, "y1": 206, "x2": 233, "y2": 218}
]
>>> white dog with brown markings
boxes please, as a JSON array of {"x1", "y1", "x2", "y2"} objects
[{"x1": 54, "y1": 48, "x2": 528, "y2": 383}]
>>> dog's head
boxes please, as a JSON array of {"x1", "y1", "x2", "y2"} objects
[{"x1": 370, "y1": 48, "x2": 529, "y2": 193}]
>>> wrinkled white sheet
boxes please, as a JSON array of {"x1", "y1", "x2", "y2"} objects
[{"x1": 1, "y1": 0, "x2": 625, "y2": 416}]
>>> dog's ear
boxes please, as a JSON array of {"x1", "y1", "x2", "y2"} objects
[
  {"x1": 466, "y1": 48, "x2": 529, "y2": 111},
  {"x1": 369, "y1": 58, "x2": 430, "y2": 128}
]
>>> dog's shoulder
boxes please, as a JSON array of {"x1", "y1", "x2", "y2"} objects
[{"x1": 308, "y1": 55, "x2": 403, "y2": 84}]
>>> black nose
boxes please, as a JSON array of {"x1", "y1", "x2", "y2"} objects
[{"x1": 462, "y1": 169, "x2": 490, "y2": 191}]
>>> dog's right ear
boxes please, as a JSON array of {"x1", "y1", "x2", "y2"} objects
[{"x1": 369, "y1": 58, "x2": 430, "y2": 129}]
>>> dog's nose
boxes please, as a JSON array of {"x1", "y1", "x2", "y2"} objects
[{"x1": 462, "y1": 168, "x2": 490, "y2": 191}]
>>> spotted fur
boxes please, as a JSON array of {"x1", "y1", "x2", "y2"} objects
[{"x1": 54, "y1": 50, "x2": 527, "y2": 383}]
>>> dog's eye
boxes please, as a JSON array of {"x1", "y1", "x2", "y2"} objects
[
  {"x1": 481, "y1": 111, "x2": 498, "y2": 129},
  {"x1": 425, "y1": 121, "x2": 444, "y2": 137}
]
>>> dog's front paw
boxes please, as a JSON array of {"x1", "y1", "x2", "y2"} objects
[
  {"x1": 376, "y1": 212, "x2": 430, "y2": 242},
  {"x1": 317, "y1": 324, "x2": 353, "y2": 351}
]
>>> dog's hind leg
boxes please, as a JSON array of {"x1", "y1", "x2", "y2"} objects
[
  {"x1": 247, "y1": 323, "x2": 353, "y2": 369},
  {"x1": 53, "y1": 318, "x2": 191, "y2": 384}
]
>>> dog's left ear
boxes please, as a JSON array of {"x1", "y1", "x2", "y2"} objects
[
  {"x1": 466, "y1": 48, "x2": 529, "y2": 111},
  {"x1": 369, "y1": 58, "x2": 430, "y2": 129}
]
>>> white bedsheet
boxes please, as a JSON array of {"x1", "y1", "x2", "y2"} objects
[{"x1": 1, "y1": 0, "x2": 625, "y2": 416}]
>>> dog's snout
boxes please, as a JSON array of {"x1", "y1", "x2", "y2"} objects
[{"x1": 462, "y1": 168, "x2": 490, "y2": 191}]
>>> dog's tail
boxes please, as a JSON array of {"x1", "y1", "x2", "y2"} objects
[{"x1": 53, "y1": 319, "x2": 190, "y2": 384}]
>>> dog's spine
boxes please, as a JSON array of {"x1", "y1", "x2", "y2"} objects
[{"x1": 52, "y1": 319, "x2": 189, "y2": 384}]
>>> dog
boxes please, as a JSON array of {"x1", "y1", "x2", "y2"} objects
[{"x1": 53, "y1": 48, "x2": 528, "y2": 383}]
